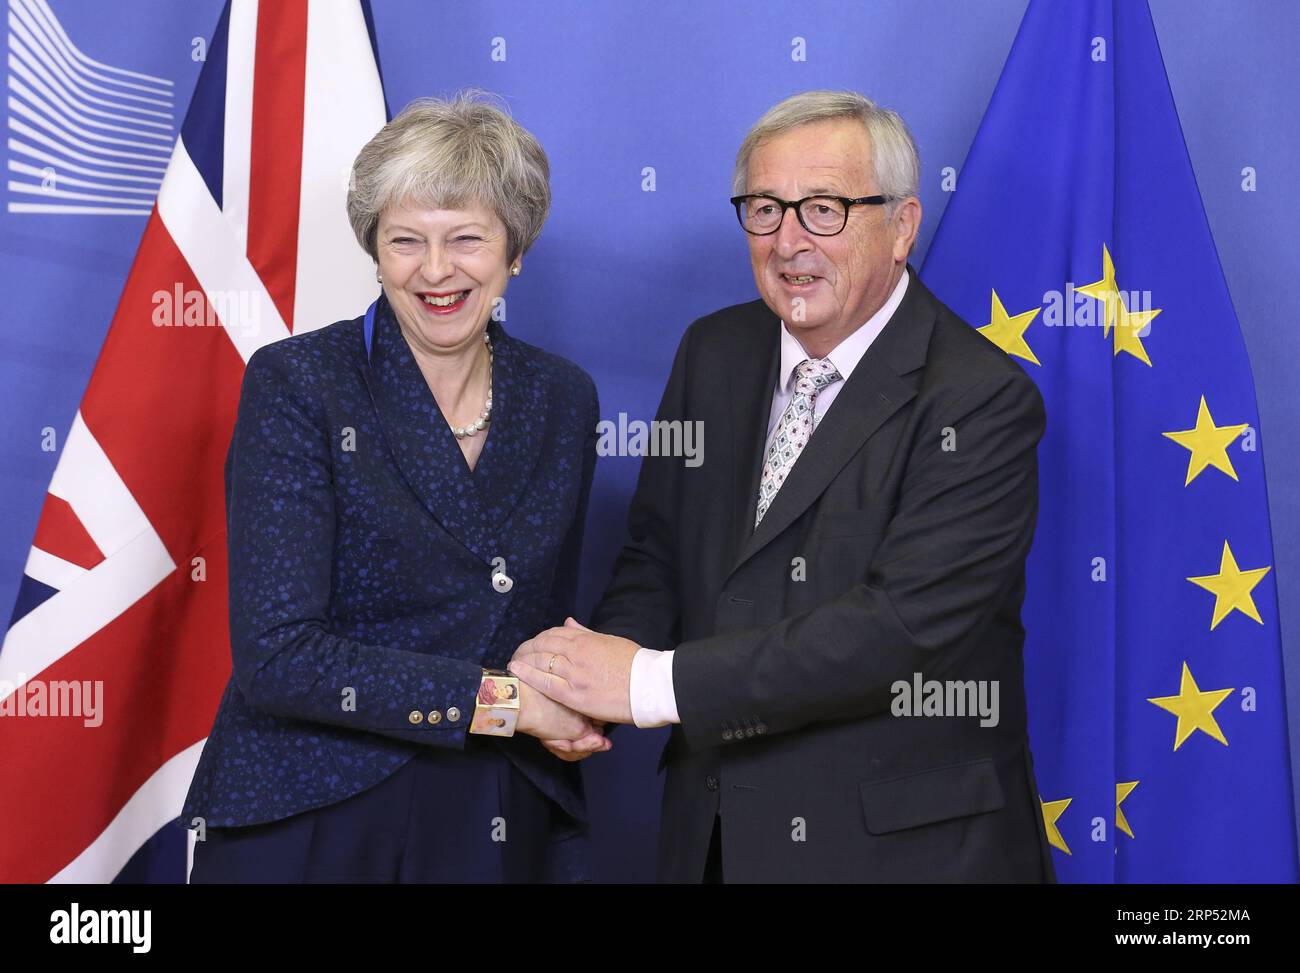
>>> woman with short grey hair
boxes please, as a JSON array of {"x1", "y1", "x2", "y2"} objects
[
  {"x1": 347, "y1": 93, "x2": 551, "y2": 269},
  {"x1": 185, "y1": 91, "x2": 606, "y2": 884}
]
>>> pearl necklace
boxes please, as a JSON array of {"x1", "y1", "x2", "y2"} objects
[{"x1": 451, "y1": 333, "x2": 493, "y2": 439}]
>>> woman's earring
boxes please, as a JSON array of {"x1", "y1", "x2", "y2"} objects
[
  {"x1": 510, "y1": 265, "x2": 520, "y2": 277},
  {"x1": 375, "y1": 270, "x2": 382, "y2": 283}
]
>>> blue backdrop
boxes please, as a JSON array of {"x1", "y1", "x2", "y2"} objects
[{"x1": 2, "y1": 0, "x2": 1297, "y2": 882}]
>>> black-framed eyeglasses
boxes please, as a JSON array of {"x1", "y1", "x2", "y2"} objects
[{"x1": 730, "y1": 193, "x2": 891, "y2": 236}]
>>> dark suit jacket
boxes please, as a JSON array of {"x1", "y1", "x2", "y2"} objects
[
  {"x1": 592, "y1": 266, "x2": 1056, "y2": 883},
  {"x1": 182, "y1": 294, "x2": 598, "y2": 855}
]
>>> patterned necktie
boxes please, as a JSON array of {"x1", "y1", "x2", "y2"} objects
[{"x1": 755, "y1": 358, "x2": 843, "y2": 526}]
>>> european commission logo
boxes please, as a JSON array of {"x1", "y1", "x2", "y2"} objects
[{"x1": 6, "y1": 0, "x2": 175, "y2": 216}]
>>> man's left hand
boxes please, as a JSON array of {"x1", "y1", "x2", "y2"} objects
[{"x1": 511, "y1": 618, "x2": 638, "y2": 724}]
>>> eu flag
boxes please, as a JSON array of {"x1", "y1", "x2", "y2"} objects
[{"x1": 921, "y1": 0, "x2": 1297, "y2": 882}]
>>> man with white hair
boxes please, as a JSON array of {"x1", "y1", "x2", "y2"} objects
[{"x1": 512, "y1": 90, "x2": 1054, "y2": 883}]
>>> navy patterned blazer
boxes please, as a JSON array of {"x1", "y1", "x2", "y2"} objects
[{"x1": 181, "y1": 292, "x2": 598, "y2": 838}]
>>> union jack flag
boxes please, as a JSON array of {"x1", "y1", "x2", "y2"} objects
[{"x1": 0, "y1": 0, "x2": 387, "y2": 882}]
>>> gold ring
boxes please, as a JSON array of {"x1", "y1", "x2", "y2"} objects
[{"x1": 548, "y1": 654, "x2": 557, "y2": 672}]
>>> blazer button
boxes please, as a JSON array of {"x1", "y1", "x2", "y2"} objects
[
  {"x1": 408, "y1": 710, "x2": 424, "y2": 725},
  {"x1": 744, "y1": 727, "x2": 756, "y2": 738},
  {"x1": 721, "y1": 729, "x2": 733, "y2": 741},
  {"x1": 755, "y1": 722, "x2": 768, "y2": 735},
  {"x1": 427, "y1": 710, "x2": 442, "y2": 724},
  {"x1": 705, "y1": 775, "x2": 719, "y2": 792},
  {"x1": 446, "y1": 706, "x2": 461, "y2": 723},
  {"x1": 492, "y1": 572, "x2": 513, "y2": 593}
]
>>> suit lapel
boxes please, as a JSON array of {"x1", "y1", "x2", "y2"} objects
[
  {"x1": 728, "y1": 303, "x2": 782, "y2": 568},
  {"x1": 361, "y1": 299, "x2": 539, "y2": 564},
  {"x1": 469, "y1": 320, "x2": 547, "y2": 528},
  {"x1": 728, "y1": 265, "x2": 936, "y2": 576}
]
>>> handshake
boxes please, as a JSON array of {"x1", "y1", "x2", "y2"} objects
[{"x1": 504, "y1": 617, "x2": 642, "y2": 763}]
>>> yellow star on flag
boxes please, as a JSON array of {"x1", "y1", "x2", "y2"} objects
[
  {"x1": 1077, "y1": 243, "x2": 1121, "y2": 335},
  {"x1": 1076, "y1": 244, "x2": 1162, "y2": 364},
  {"x1": 1111, "y1": 290, "x2": 1160, "y2": 366},
  {"x1": 1187, "y1": 540, "x2": 1271, "y2": 630},
  {"x1": 1148, "y1": 662, "x2": 1233, "y2": 751},
  {"x1": 1163, "y1": 396, "x2": 1249, "y2": 486},
  {"x1": 978, "y1": 289, "x2": 1041, "y2": 365},
  {"x1": 1039, "y1": 796, "x2": 1072, "y2": 855},
  {"x1": 1116, "y1": 781, "x2": 1139, "y2": 839}
]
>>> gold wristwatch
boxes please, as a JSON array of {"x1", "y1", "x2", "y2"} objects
[{"x1": 469, "y1": 668, "x2": 521, "y2": 737}]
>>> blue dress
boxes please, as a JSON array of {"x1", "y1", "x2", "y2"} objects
[{"x1": 182, "y1": 293, "x2": 598, "y2": 883}]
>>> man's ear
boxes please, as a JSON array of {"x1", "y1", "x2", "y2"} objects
[{"x1": 891, "y1": 196, "x2": 922, "y2": 263}]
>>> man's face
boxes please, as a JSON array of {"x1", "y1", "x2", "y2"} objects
[{"x1": 744, "y1": 118, "x2": 918, "y2": 352}]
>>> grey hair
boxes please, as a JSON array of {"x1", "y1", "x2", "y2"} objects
[
  {"x1": 732, "y1": 90, "x2": 920, "y2": 216},
  {"x1": 347, "y1": 90, "x2": 550, "y2": 263}
]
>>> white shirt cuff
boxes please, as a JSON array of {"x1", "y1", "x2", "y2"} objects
[{"x1": 630, "y1": 647, "x2": 679, "y2": 728}]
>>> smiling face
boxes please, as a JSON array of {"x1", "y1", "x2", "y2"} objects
[
  {"x1": 376, "y1": 199, "x2": 514, "y2": 358},
  {"x1": 744, "y1": 117, "x2": 919, "y2": 357}
]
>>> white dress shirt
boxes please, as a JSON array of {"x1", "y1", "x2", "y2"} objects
[{"x1": 628, "y1": 271, "x2": 911, "y2": 728}]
